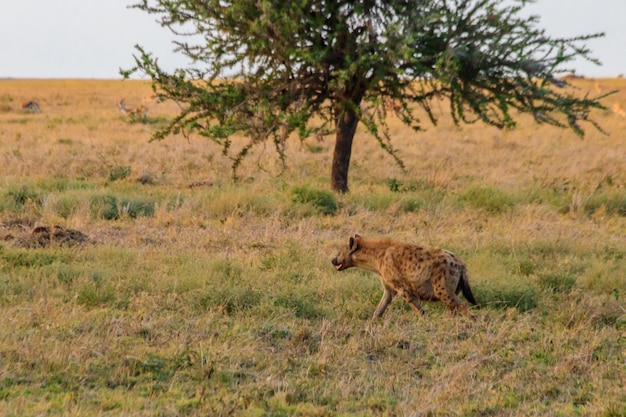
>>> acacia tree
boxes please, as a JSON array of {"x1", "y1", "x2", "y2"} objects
[{"x1": 123, "y1": 0, "x2": 608, "y2": 193}]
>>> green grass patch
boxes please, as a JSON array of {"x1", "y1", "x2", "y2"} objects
[
  {"x1": 76, "y1": 273, "x2": 117, "y2": 308},
  {"x1": 536, "y1": 272, "x2": 577, "y2": 294},
  {"x1": 0, "y1": 247, "x2": 67, "y2": 269},
  {"x1": 459, "y1": 186, "x2": 517, "y2": 213},
  {"x1": 475, "y1": 283, "x2": 538, "y2": 312},
  {"x1": 273, "y1": 288, "x2": 323, "y2": 320}
]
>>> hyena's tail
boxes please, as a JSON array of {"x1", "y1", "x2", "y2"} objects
[{"x1": 460, "y1": 269, "x2": 478, "y2": 305}]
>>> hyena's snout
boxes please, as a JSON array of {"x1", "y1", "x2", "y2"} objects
[
  {"x1": 331, "y1": 257, "x2": 341, "y2": 269},
  {"x1": 331, "y1": 256, "x2": 347, "y2": 271}
]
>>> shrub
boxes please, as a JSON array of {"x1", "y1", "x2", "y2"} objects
[
  {"x1": 90, "y1": 195, "x2": 120, "y2": 220},
  {"x1": 292, "y1": 186, "x2": 338, "y2": 215},
  {"x1": 90, "y1": 194, "x2": 155, "y2": 220},
  {"x1": 109, "y1": 166, "x2": 132, "y2": 182},
  {"x1": 121, "y1": 198, "x2": 155, "y2": 218},
  {"x1": 3, "y1": 185, "x2": 42, "y2": 210}
]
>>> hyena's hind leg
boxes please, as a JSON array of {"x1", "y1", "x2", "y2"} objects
[
  {"x1": 432, "y1": 268, "x2": 476, "y2": 321},
  {"x1": 399, "y1": 290, "x2": 427, "y2": 319},
  {"x1": 448, "y1": 298, "x2": 476, "y2": 321}
]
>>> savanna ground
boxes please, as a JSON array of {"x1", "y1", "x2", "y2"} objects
[{"x1": 0, "y1": 78, "x2": 625, "y2": 416}]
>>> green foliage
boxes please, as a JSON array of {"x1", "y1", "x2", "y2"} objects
[
  {"x1": 89, "y1": 194, "x2": 155, "y2": 220},
  {"x1": 124, "y1": 0, "x2": 608, "y2": 192},
  {"x1": 90, "y1": 195, "x2": 120, "y2": 220},
  {"x1": 108, "y1": 166, "x2": 132, "y2": 182},
  {"x1": 122, "y1": 198, "x2": 155, "y2": 218},
  {"x1": 292, "y1": 186, "x2": 338, "y2": 215},
  {"x1": 2, "y1": 185, "x2": 42, "y2": 211},
  {"x1": 54, "y1": 194, "x2": 80, "y2": 219}
]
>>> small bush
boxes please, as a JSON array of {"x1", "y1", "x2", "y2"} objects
[
  {"x1": 109, "y1": 166, "x2": 132, "y2": 182},
  {"x1": 54, "y1": 194, "x2": 81, "y2": 219},
  {"x1": 5, "y1": 185, "x2": 42, "y2": 208},
  {"x1": 121, "y1": 198, "x2": 155, "y2": 218},
  {"x1": 292, "y1": 186, "x2": 338, "y2": 215},
  {"x1": 90, "y1": 195, "x2": 120, "y2": 220},
  {"x1": 89, "y1": 194, "x2": 155, "y2": 220}
]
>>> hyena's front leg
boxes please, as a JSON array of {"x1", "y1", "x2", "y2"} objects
[{"x1": 372, "y1": 286, "x2": 396, "y2": 319}]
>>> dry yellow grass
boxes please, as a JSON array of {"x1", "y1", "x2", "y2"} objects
[{"x1": 0, "y1": 79, "x2": 624, "y2": 416}]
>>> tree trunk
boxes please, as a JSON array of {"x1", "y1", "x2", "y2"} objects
[{"x1": 331, "y1": 105, "x2": 360, "y2": 193}]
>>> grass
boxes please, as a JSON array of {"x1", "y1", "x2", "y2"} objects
[{"x1": 0, "y1": 78, "x2": 625, "y2": 416}]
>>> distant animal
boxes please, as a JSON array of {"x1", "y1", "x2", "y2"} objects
[
  {"x1": 119, "y1": 99, "x2": 149, "y2": 120},
  {"x1": 332, "y1": 234, "x2": 477, "y2": 320},
  {"x1": 383, "y1": 98, "x2": 404, "y2": 116},
  {"x1": 21, "y1": 101, "x2": 41, "y2": 113},
  {"x1": 612, "y1": 102, "x2": 625, "y2": 118}
]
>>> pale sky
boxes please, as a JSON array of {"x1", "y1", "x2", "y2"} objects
[{"x1": 1, "y1": 1, "x2": 625, "y2": 79}]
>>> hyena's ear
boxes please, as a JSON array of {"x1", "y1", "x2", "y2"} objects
[{"x1": 349, "y1": 235, "x2": 360, "y2": 252}]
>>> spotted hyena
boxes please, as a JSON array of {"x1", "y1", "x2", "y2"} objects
[{"x1": 332, "y1": 234, "x2": 477, "y2": 320}]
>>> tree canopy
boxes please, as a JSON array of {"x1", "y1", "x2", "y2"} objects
[{"x1": 123, "y1": 0, "x2": 609, "y2": 193}]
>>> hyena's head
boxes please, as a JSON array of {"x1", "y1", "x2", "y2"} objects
[{"x1": 331, "y1": 234, "x2": 361, "y2": 271}]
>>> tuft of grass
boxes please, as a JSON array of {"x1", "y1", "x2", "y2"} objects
[
  {"x1": 536, "y1": 272, "x2": 577, "y2": 294},
  {"x1": 397, "y1": 197, "x2": 423, "y2": 213},
  {"x1": 0, "y1": 248, "x2": 66, "y2": 269},
  {"x1": 76, "y1": 274, "x2": 116, "y2": 307},
  {"x1": 583, "y1": 192, "x2": 626, "y2": 217},
  {"x1": 274, "y1": 289, "x2": 323, "y2": 320},
  {"x1": 459, "y1": 186, "x2": 517, "y2": 213},
  {"x1": 476, "y1": 283, "x2": 538, "y2": 312}
]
